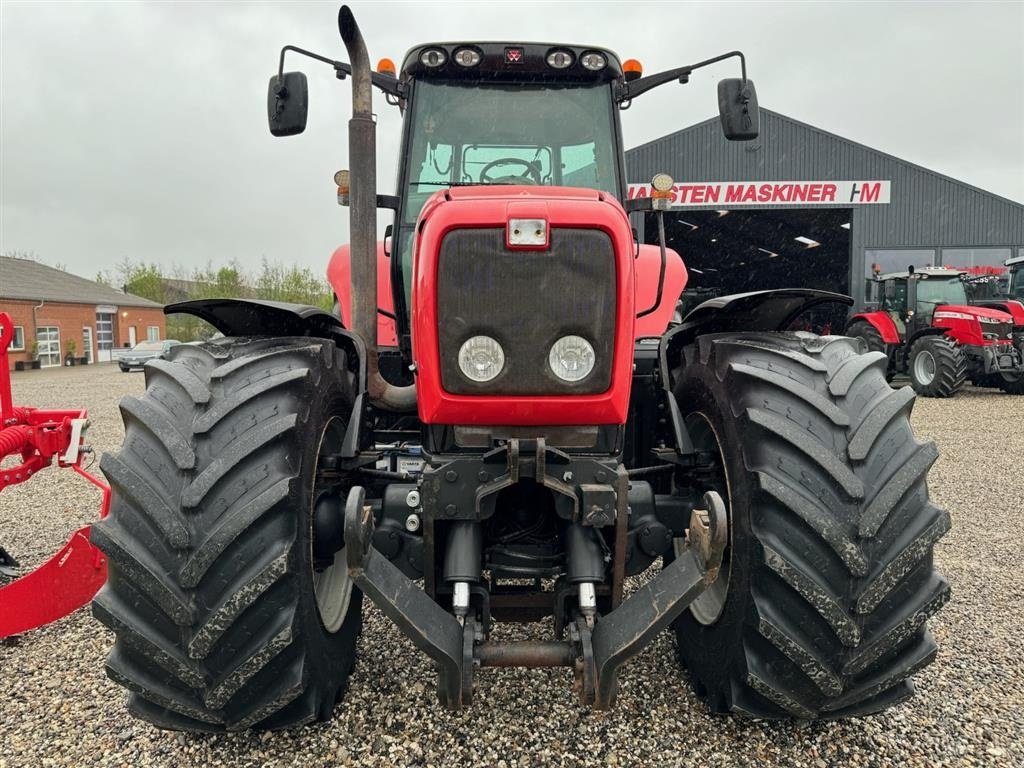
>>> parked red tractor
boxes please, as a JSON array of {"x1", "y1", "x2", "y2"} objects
[
  {"x1": 0, "y1": 312, "x2": 110, "y2": 640},
  {"x1": 847, "y1": 266, "x2": 1024, "y2": 396},
  {"x1": 91, "y1": 5, "x2": 950, "y2": 731}
]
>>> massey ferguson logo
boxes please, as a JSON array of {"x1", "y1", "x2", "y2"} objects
[
  {"x1": 504, "y1": 47, "x2": 524, "y2": 64},
  {"x1": 626, "y1": 180, "x2": 891, "y2": 207}
]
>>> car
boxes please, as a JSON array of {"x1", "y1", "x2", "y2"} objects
[{"x1": 117, "y1": 339, "x2": 180, "y2": 371}]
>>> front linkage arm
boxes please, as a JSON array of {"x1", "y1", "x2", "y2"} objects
[{"x1": 343, "y1": 482, "x2": 728, "y2": 710}]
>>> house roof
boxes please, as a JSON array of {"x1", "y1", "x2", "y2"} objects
[{"x1": 0, "y1": 256, "x2": 162, "y2": 308}]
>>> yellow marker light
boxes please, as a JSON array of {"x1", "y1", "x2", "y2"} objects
[
  {"x1": 651, "y1": 172, "x2": 674, "y2": 210},
  {"x1": 377, "y1": 58, "x2": 396, "y2": 76},
  {"x1": 623, "y1": 58, "x2": 643, "y2": 82}
]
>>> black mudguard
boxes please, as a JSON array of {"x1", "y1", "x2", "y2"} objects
[
  {"x1": 659, "y1": 289, "x2": 853, "y2": 388},
  {"x1": 166, "y1": 298, "x2": 368, "y2": 455}
]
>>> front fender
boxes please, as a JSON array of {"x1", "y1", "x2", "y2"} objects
[
  {"x1": 166, "y1": 298, "x2": 366, "y2": 393},
  {"x1": 659, "y1": 289, "x2": 853, "y2": 387}
]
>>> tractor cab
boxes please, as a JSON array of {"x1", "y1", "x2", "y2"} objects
[
  {"x1": 877, "y1": 267, "x2": 971, "y2": 336},
  {"x1": 1007, "y1": 255, "x2": 1024, "y2": 300}
]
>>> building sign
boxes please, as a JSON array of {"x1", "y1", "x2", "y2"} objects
[{"x1": 626, "y1": 180, "x2": 891, "y2": 206}]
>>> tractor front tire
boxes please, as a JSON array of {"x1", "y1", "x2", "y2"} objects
[
  {"x1": 92, "y1": 337, "x2": 362, "y2": 731},
  {"x1": 907, "y1": 335, "x2": 966, "y2": 397},
  {"x1": 996, "y1": 371, "x2": 1024, "y2": 395},
  {"x1": 846, "y1": 321, "x2": 892, "y2": 381},
  {"x1": 671, "y1": 332, "x2": 949, "y2": 720}
]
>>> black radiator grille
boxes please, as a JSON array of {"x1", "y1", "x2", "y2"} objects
[{"x1": 436, "y1": 227, "x2": 616, "y2": 395}]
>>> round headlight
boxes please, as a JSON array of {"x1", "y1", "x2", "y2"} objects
[
  {"x1": 580, "y1": 52, "x2": 607, "y2": 71},
  {"x1": 453, "y1": 47, "x2": 481, "y2": 67},
  {"x1": 546, "y1": 49, "x2": 574, "y2": 69},
  {"x1": 549, "y1": 335, "x2": 596, "y2": 382},
  {"x1": 458, "y1": 336, "x2": 505, "y2": 382},
  {"x1": 420, "y1": 48, "x2": 447, "y2": 67}
]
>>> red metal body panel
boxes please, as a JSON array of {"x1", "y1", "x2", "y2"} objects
[
  {"x1": 0, "y1": 311, "x2": 110, "y2": 639},
  {"x1": 635, "y1": 244, "x2": 688, "y2": 338},
  {"x1": 850, "y1": 311, "x2": 902, "y2": 344},
  {"x1": 932, "y1": 304, "x2": 1013, "y2": 346},
  {"x1": 327, "y1": 242, "x2": 399, "y2": 348},
  {"x1": 411, "y1": 186, "x2": 637, "y2": 425}
]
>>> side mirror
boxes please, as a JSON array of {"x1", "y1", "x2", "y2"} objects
[
  {"x1": 717, "y1": 78, "x2": 759, "y2": 141},
  {"x1": 884, "y1": 281, "x2": 895, "y2": 300},
  {"x1": 267, "y1": 71, "x2": 309, "y2": 137}
]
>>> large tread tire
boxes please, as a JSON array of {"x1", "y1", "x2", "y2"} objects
[
  {"x1": 92, "y1": 337, "x2": 362, "y2": 731},
  {"x1": 671, "y1": 332, "x2": 950, "y2": 720},
  {"x1": 997, "y1": 372, "x2": 1024, "y2": 395},
  {"x1": 846, "y1": 321, "x2": 894, "y2": 382},
  {"x1": 907, "y1": 335, "x2": 966, "y2": 397}
]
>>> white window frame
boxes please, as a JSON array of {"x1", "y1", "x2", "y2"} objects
[
  {"x1": 6, "y1": 325, "x2": 26, "y2": 351},
  {"x1": 147, "y1": 326, "x2": 160, "y2": 342}
]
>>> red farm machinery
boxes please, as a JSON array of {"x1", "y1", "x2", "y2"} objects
[
  {"x1": 0, "y1": 312, "x2": 109, "y2": 641},
  {"x1": 88, "y1": 5, "x2": 950, "y2": 730},
  {"x1": 847, "y1": 265, "x2": 1024, "y2": 396}
]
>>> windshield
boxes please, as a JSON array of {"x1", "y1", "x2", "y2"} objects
[
  {"x1": 917, "y1": 277, "x2": 968, "y2": 310},
  {"x1": 402, "y1": 81, "x2": 619, "y2": 225},
  {"x1": 131, "y1": 341, "x2": 163, "y2": 352},
  {"x1": 1011, "y1": 267, "x2": 1024, "y2": 299}
]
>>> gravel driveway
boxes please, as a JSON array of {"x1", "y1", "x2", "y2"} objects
[{"x1": 1, "y1": 364, "x2": 1021, "y2": 767}]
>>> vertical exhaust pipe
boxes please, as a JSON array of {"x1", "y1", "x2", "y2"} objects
[{"x1": 339, "y1": 5, "x2": 416, "y2": 411}]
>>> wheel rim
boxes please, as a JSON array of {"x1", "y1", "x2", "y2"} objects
[
  {"x1": 913, "y1": 349, "x2": 937, "y2": 385},
  {"x1": 672, "y1": 412, "x2": 732, "y2": 626},
  {"x1": 311, "y1": 416, "x2": 354, "y2": 634}
]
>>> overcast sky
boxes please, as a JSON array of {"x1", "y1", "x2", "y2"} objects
[{"x1": 2, "y1": 1, "x2": 1022, "y2": 281}]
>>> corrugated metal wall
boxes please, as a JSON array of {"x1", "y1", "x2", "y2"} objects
[{"x1": 625, "y1": 110, "x2": 1024, "y2": 306}]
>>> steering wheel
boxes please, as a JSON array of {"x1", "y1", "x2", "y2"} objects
[{"x1": 480, "y1": 158, "x2": 542, "y2": 185}]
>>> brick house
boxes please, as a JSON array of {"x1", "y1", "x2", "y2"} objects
[{"x1": 1, "y1": 256, "x2": 165, "y2": 371}]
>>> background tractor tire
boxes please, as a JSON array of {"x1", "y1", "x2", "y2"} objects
[
  {"x1": 845, "y1": 321, "x2": 892, "y2": 381},
  {"x1": 907, "y1": 335, "x2": 966, "y2": 397},
  {"x1": 997, "y1": 372, "x2": 1024, "y2": 395},
  {"x1": 92, "y1": 337, "x2": 362, "y2": 731},
  {"x1": 670, "y1": 332, "x2": 949, "y2": 720}
]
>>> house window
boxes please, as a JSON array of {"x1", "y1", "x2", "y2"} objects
[
  {"x1": 96, "y1": 313, "x2": 114, "y2": 351},
  {"x1": 147, "y1": 326, "x2": 160, "y2": 342},
  {"x1": 5, "y1": 325, "x2": 26, "y2": 351},
  {"x1": 35, "y1": 326, "x2": 61, "y2": 368}
]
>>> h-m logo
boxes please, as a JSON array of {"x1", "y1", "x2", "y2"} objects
[{"x1": 850, "y1": 182, "x2": 882, "y2": 203}]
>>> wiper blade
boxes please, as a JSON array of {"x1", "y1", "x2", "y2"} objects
[{"x1": 407, "y1": 181, "x2": 516, "y2": 187}]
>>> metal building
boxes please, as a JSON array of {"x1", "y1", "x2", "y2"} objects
[{"x1": 625, "y1": 109, "x2": 1024, "y2": 315}]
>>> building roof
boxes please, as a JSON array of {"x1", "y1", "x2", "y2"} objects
[{"x1": 0, "y1": 256, "x2": 162, "y2": 308}]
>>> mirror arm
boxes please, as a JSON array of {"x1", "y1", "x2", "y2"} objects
[
  {"x1": 276, "y1": 45, "x2": 406, "y2": 98},
  {"x1": 616, "y1": 50, "x2": 747, "y2": 103}
]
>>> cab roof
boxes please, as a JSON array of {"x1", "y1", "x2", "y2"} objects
[
  {"x1": 400, "y1": 42, "x2": 624, "y2": 83},
  {"x1": 878, "y1": 267, "x2": 965, "y2": 281}
]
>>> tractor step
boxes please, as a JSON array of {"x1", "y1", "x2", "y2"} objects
[{"x1": 343, "y1": 486, "x2": 728, "y2": 709}]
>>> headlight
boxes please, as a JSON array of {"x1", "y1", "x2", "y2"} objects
[
  {"x1": 548, "y1": 335, "x2": 595, "y2": 382},
  {"x1": 453, "y1": 47, "x2": 481, "y2": 67},
  {"x1": 580, "y1": 51, "x2": 607, "y2": 71},
  {"x1": 458, "y1": 336, "x2": 505, "y2": 382},
  {"x1": 420, "y1": 48, "x2": 447, "y2": 67},
  {"x1": 546, "y1": 49, "x2": 574, "y2": 69}
]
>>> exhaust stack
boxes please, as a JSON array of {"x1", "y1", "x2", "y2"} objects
[{"x1": 339, "y1": 5, "x2": 416, "y2": 411}]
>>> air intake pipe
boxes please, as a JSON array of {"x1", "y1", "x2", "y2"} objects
[{"x1": 339, "y1": 5, "x2": 417, "y2": 412}]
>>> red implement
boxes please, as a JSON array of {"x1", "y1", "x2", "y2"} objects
[{"x1": 0, "y1": 311, "x2": 110, "y2": 639}]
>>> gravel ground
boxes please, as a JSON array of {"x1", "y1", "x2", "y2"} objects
[{"x1": 1, "y1": 364, "x2": 1021, "y2": 768}]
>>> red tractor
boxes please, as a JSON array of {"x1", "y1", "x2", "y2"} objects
[
  {"x1": 91, "y1": 6, "x2": 950, "y2": 731},
  {"x1": 848, "y1": 266, "x2": 1024, "y2": 396}
]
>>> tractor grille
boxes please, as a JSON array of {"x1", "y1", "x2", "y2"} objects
[
  {"x1": 987, "y1": 321, "x2": 1014, "y2": 342},
  {"x1": 436, "y1": 227, "x2": 616, "y2": 395}
]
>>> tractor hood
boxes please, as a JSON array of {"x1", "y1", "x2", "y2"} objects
[{"x1": 933, "y1": 304, "x2": 1014, "y2": 322}]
